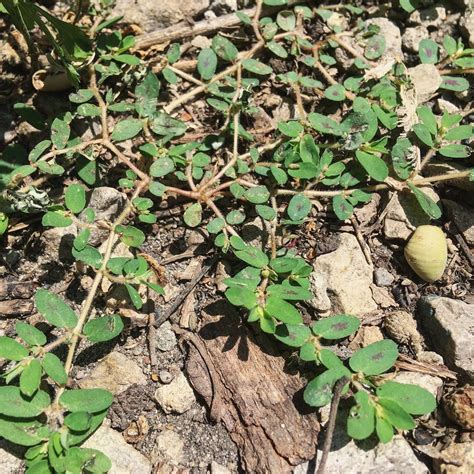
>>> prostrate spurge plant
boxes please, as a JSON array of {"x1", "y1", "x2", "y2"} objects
[{"x1": 0, "y1": 0, "x2": 472, "y2": 472}]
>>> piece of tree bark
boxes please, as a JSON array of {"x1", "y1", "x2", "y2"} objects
[
  {"x1": 0, "y1": 299, "x2": 34, "y2": 316},
  {"x1": 185, "y1": 300, "x2": 319, "y2": 473}
]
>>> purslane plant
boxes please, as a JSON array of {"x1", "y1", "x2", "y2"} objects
[{"x1": 0, "y1": 0, "x2": 473, "y2": 471}]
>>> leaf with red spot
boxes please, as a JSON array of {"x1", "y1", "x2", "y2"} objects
[
  {"x1": 440, "y1": 76, "x2": 469, "y2": 92},
  {"x1": 418, "y1": 39, "x2": 439, "y2": 64},
  {"x1": 349, "y1": 339, "x2": 398, "y2": 375}
]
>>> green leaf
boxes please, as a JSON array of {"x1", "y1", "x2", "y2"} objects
[
  {"x1": 125, "y1": 283, "x2": 142, "y2": 310},
  {"x1": 59, "y1": 389, "x2": 113, "y2": 413},
  {"x1": 332, "y1": 194, "x2": 353, "y2": 220},
  {"x1": 183, "y1": 203, "x2": 202, "y2": 227},
  {"x1": 0, "y1": 336, "x2": 29, "y2": 361},
  {"x1": 413, "y1": 123, "x2": 434, "y2": 147},
  {"x1": 51, "y1": 118, "x2": 70, "y2": 149},
  {"x1": 65, "y1": 184, "x2": 86, "y2": 214},
  {"x1": 304, "y1": 367, "x2": 350, "y2": 407},
  {"x1": 438, "y1": 144, "x2": 471, "y2": 158},
  {"x1": 135, "y1": 71, "x2": 160, "y2": 117},
  {"x1": 42, "y1": 211, "x2": 73, "y2": 228},
  {"x1": 15, "y1": 323, "x2": 46, "y2": 347},
  {"x1": 83, "y1": 315, "x2": 124, "y2": 343},
  {"x1": 149, "y1": 157, "x2": 175, "y2": 177},
  {"x1": 35, "y1": 289, "x2": 78, "y2": 329},
  {"x1": 300, "y1": 342, "x2": 318, "y2": 361},
  {"x1": 308, "y1": 113, "x2": 343, "y2": 136},
  {"x1": 355, "y1": 151, "x2": 388, "y2": 182},
  {"x1": 376, "y1": 381, "x2": 436, "y2": 415},
  {"x1": 244, "y1": 185, "x2": 270, "y2": 204},
  {"x1": 278, "y1": 120, "x2": 303, "y2": 137},
  {"x1": 225, "y1": 287, "x2": 257, "y2": 309},
  {"x1": 114, "y1": 53, "x2": 141, "y2": 65},
  {"x1": 276, "y1": 10, "x2": 296, "y2": 31},
  {"x1": 349, "y1": 339, "x2": 398, "y2": 375},
  {"x1": 64, "y1": 411, "x2": 92, "y2": 432},
  {"x1": 453, "y1": 57, "x2": 474, "y2": 69},
  {"x1": 242, "y1": 58, "x2": 273, "y2": 75},
  {"x1": 275, "y1": 324, "x2": 311, "y2": 347},
  {"x1": 392, "y1": 137, "x2": 414, "y2": 180},
  {"x1": 266, "y1": 284, "x2": 312, "y2": 301},
  {"x1": 312, "y1": 314, "x2": 360, "y2": 339},
  {"x1": 0, "y1": 417, "x2": 44, "y2": 447},
  {"x1": 28, "y1": 140, "x2": 51, "y2": 163},
  {"x1": 212, "y1": 35, "x2": 238, "y2": 62},
  {"x1": 267, "y1": 41, "x2": 288, "y2": 58},
  {"x1": 443, "y1": 36, "x2": 457, "y2": 56},
  {"x1": 417, "y1": 106, "x2": 438, "y2": 135},
  {"x1": 319, "y1": 349, "x2": 344, "y2": 369},
  {"x1": 77, "y1": 103, "x2": 101, "y2": 117},
  {"x1": 150, "y1": 112, "x2": 187, "y2": 137},
  {"x1": 197, "y1": 48, "x2": 218, "y2": 80},
  {"x1": 440, "y1": 76, "x2": 470, "y2": 92},
  {"x1": 234, "y1": 246, "x2": 269, "y2": 268},
  {"x1": 407, "y1": 182, "x2": 442, "y2": 219},
  {"x1": 20, "y1": 359, "x2": 42, "y2": 397},
  {"x1": 347, "y1": 391, "x2": 375, "y2": 440},
  {"x1": 377, "y1": 398, "x2": 415, "y2": 430},
  {"x1": 111, "y1": 119, "x2": 143, "y2": 141},
  {"x1": 300, "y1": 134, "x2": 319, "y2": 163},
  {"x1": 116, "y1": 225, "x2": 145, "y2": 247},
  {"x1": 0, "y1": 386, "x2": 50, "y2": 417},
  {"x1": 69, "y1": 89, "x2": 94, "y2": 104},
  {"x1": 375, "y1": 415, "x2": 394, "y2": 443},
  {"x1": 419, "y1": 39, "x2": 439, "y2": 64},
  {"x1": 260, "y1": 313, "x2": 276, "y2": 334},
  {"x1": 444, "y1": 125, "x2": 473, "y2": 141},
  {"x1": 364, "y1": 35, "x2": 385, "y2": 59},
  {"x1": 265, "y1": 296, "x2": 302, "y2": 324},
  {"x1": 72, "y1": 245, "x2": 102, "y2": 269},
  {"x1": 235, "y1": 11, "x2": 252, "y2": 25},
  {"x1": 287, "y1": 194, "x2": 311, "y2": 222},
  {"x1": 207, "y1": 217, "x2": 226, "y2": 234},
  {"x1": 226, "y1": 210, "x2": 245, "y2": 225},
  {"x1": 256, "y1": 205, "x2": 276, "y2": 221},
  {"x1": 324, "y1": 84, "x2": 346, "y2": 101},
  {"x1": 42, "y1": 353, "x2": 68, "y2": 385}
]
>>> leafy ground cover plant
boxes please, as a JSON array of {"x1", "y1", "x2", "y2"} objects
[{"x1": 0, "y1": 0, "x2": 473, "y2": 471}]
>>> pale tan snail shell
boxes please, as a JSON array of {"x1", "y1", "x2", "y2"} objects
[{"x1": 404, "y1": 225, "x2": 447, "y2": 282}]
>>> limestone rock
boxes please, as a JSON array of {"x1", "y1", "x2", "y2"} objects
[
  {"x1": 308, "y1": 272, "x2": 332, "y2": 314},
  {"x1": 155, "y1": 372, "x2": 196, "y2": 414},
  {"x1": 150, "y1": 429, "x2": 184, "y2": 466},
  {"x1": 374, "y1": 267, "x2": 395, "y2": 287},
  {"x1": 403, "y1": 26, "x2": 429, "y2": 52},
  {"x1": 155, "y1": 321, "x2": 178, "y2": 352},
  {"x1": 434, "y1": 441, "x2": 474, "y2": 474},
  {"x1": 349, "y1": 326, "x2": 383, "y2": 350},
  {"x1": 0, "y1": 446, "x2": 22, "y2": 473},
  {"x1": 210, "y1": 461, "x2": 232, "y2": 474},
  {"x1": 394, "y1": 371, "x2": 443, "y2": 399},
  {"x1": 443, "y1": 200, "x2": 474, "y2": 245},
  {"x1": 409, "y1": 6, "x2": 447, "y2": 27},
  {"x1": 112, "y1": 0, "x2": 210, "y2": 32},
  {"x1": 384, "y1": 188, "x2": 440, "y2": 240},
  {"x1": 418, "y1": 296, "x2": 474, "y2": 380},
  {"x1": 81, "y1": 187, "x2": 126, "y2": 246},
  {"x1": 408, "y1": 64, "x2": 442, "y2": 104},
  {"x1": 444, "y1": 385, "x2": 474, "y2": 430},
  {"x1": 424, "y1": 163, "x2": 474, "y2": 194},
  {"x1": 460, "y1": 10, "x2": 474, "y2": 48},
  {"x1": 83, "y1": 426, "x2": 152, "y2": 473},
  {"x1": 312, "y1": 233, "x2": 377, "y2": 316},
  {"x1": 315, "y1": 429, "x2": 429, "y2": 474},
  {"x1": 79, "y1": 351, "x2": 147, "y2": 395},
  {"x1": 366, "y1": 18, "x2": 403, "y2": 59}
]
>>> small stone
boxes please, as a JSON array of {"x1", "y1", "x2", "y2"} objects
[
  {"x1": 418, "y1": 296, "x2": 474, "y2": 380},
  {"x1": 384, "y1": 188, "x2": 441, "y2": 240},
  {"x1": 159, "y1": 370, "x2": 173, "y2": 384},
  {"x1": 312, "y1": 233, "x2": 377, "y2": 316},
  {"x1": 151, "y1": 430, "x2": 184, "y2": 466},
  {"x1": 437, "y1": 98, "x2": 460, "y2": 115},
  {"x1": 374, "y1": 267, "x2": 395, "y2": 287},
  {"x1": 371, "y1": 285, "x2": 398, "y2": 309},
  {"x1": 308, "y1": 273, "x2": 332, "y2": 314},
  {"x1": 460, "y1": 10, "x2": 474, "y2": 47},
  {"x1": 81, "y1": 187, "x2": 126, "y2": 246},
  {"x1": 155, "y1": 321, "x2": 177, "y2": 352},
  {"x1": 443, "y1": 200, "x2": 474, "y2": 246},
  {"x1": 403, "y1": 26, "x2": 429, "y2": 52},
  {"x1": 112, "y1": 0, "x2": 210, "y2": 32},
  {"x1": 366, "y1": 18, "x2": 403, "y2": 59},
  {"x1": 425, "y1": 162, "x2": 474, "y2": 193},
  {"x1": 444, "y1": 385, "x2": 474, "y2": 430},
  {"x1": 349, "y1": 326, "x2": 383, "y2": 350},
  {"x1": 434, "y1": 440, "x2": 474, "y2": 474},
  {"x1": 394, "y1": 371, "x2": 443, "y2": 400},
  {"x1": 0, "y1": 446, "x2": 22, "y2": 472},
  {"x1": 191, "y1": 35, "x2": 212, "y2": 50},
  {"x1": 79, "y1": 351, "x2": 147, "y2": 395},
  {"x1": 418, "y1": 350, "x2": 444, "y2": 365},
  {"x1": 409, "y1": 6, "x2": 446, "y2": 27},
  {"x1": 384, "y1": 310, "x2": 423, "y2": 354},
  {"x1": 39, "y1": 225, "x2": 78, "y2": 262},
  {"x1": 83, "y1": 426, "x2": 152, "y2": 473},
  {"x1": 408, "y1": 64, "x2": 442, "y2": 104},
  {"x1": 185, "y1": 228, "x2": 208, "y2": 249},
  {"x1": 241, "y1": 217, "x2": 267, "y2": 249},
  {"x1": 155, "y1": 372, "x2": 196, "y2": 414},
  {"x1": 210, "y1": 460, "x2": 232, "y2": 474}
]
